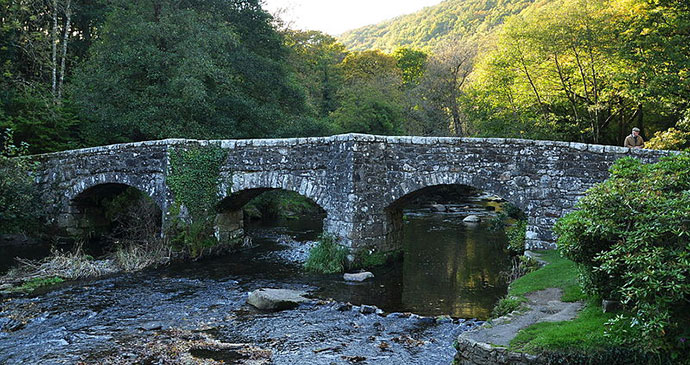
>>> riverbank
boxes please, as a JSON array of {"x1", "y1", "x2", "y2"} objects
[{"x1": 454, "y1": 251, "x2": 669, "y2": 364}]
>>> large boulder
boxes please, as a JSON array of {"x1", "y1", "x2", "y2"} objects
[
  {"x1": 343, "y1": 272, "x2": 375, "y2": 282},
  {"x1": 463, "y1": 215, "x2": 481, "y2": 223},
  {"x1": 247, "y1": 288, "x2": 309, "y2": 311}
]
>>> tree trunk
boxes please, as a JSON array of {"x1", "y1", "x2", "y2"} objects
[
  {"x1": 51, "y1": 0, "x2": 58, "y2": 98},
  {"x1": 554, "y1": 54, "x2": 579, "y2": 122},
  {"x1": 57, "y1": 0, "x2": 72, "y2": 100}
]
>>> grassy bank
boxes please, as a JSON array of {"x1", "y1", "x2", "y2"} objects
[
  {"x1": 492, "y1": 250, "x2": 584, "y2": 318},
  {"x1": 499, "y1": 251, "x2": 655, "y2": 361},
  {"x1": 508, "y1": 250, "x2": 584, "y2": 302}
]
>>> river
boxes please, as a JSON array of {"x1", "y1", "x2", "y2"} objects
[{"x1": 0, "y1": 196, "x2": 511, "y2": 364}]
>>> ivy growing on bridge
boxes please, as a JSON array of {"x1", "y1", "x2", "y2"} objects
[{"x1": 167, "y1": 143, "x2": 228, "y2": 256}]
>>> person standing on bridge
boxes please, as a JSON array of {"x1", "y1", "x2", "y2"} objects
[{"x1": 624, "y1": 127, "x2": 645, "y2": 148}]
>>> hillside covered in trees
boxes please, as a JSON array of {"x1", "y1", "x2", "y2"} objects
[
  {"x1": 339, "y1": 0, "x2": 535, "y2": 52},
  {"x1": 1, "y1": 0, "x2": 689, "y2": 155},
  {"x1": 339, "y1": 0, "x2": 690, "y2": 147}
]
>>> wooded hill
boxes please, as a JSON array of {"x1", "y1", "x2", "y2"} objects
[{"x1": 340, "y1": 0, "x2": 537, "y2": 52}]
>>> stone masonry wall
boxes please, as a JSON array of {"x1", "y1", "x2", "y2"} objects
[
  {"x1": 32, "y1": 134, "x2": 670, "y2": 250},
  {"x1": 345, "y1": 135, "x2": 669, "y2": 250}
]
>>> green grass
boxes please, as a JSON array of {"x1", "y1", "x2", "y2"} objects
[
  {"x1": 509, "y1": 300, "x2": 615, "y2": 354},
  {"x1": 11, "y1": 276, "x2": 65, "y2": 293},
  {"x1": 508, "y1": 250, "x2": 585, "y2": 302},
  {"x1": 503, "y1": 251, "x2": 617, "y2": 356},
  {"x1": 304, "y1": 234, "x2": 349, "y2": 274}
]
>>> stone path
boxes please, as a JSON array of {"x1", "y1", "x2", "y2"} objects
[
  {"x1": 462, "y1": 288, "x2": 583, "y2": 347},
  {"x1": 454, "y1": 251, "x2": 585, "y2": 365}
]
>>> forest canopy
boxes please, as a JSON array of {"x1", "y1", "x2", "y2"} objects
[{"x1": 0, "y1": 0, "x2": 688, "y2": 153}]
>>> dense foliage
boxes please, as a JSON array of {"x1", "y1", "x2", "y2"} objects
[
  {"x1": 73, "y1": 0, "x2": 307, "y2": 145},
  {"x1": 340, "y1": 0, "x2": 690, "y2": 146},
  {"x1": 555, "y1": 154, "x2": 690, "y2": 355},
  {"x1": 0, "y1": 129, "x2": 43, "y2": 232},
  {"x1": 340, "y1": 0, "x2": 535, "y2": 52},
  {"x1": 2, "y1": 0, "x2": 688, "y2": 152}
]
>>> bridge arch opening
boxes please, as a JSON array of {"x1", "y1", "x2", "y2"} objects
[
  {"x1": 382, "y1": 183, "x2": 521, "y2": 319},
  {"x1": 215, "y1": 188, "x2": 326, "y2": 248},
  {"x1": 66, "y1": 183, "x2": 162, "y2": 254}
]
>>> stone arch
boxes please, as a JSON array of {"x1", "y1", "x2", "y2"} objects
[
  {"x1": 60, "y1": 182, "x2": 164, "y2": 240},
  {"x1": 214, "y1": 173, "x2": 330, "y2": 246},
  {"x1": 227, "y1": 171, "x2": 329, "y2": 211},
  {"x1": 65, "y1": 172, "x2": 166, "y2": 211},
  {"x1": 381, "y1": 172, "x2": 530, "y2": 251},
  {"x1": 383, "y1": 172, "x2": 527, "y2": 213}
]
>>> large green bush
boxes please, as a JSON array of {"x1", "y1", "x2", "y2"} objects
[{"x1": 554, "y1": 154, "x2": 690, "y2": 355}]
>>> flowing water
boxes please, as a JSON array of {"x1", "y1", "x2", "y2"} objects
[{"x1": 0, "y1": 196, "x2": 512, "y2": 364}]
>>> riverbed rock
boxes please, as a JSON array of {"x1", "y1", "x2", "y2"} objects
[
  {"x1": 360, "y1": 305, "x2": 377, "y2": 314},
  {"x1": 436, "y1": 315, "x2": 453, "y2": 324},
  {"x1": 430, "y1": 204, "x2": 446, "y2": 212},
  {"x1": 336, "y1": 302, "x2": 353, "y2": 311},
  {"x1": 247, "y1": 288, "x2": 309, "y2": 311},
  {"x1": 463, "y1": 215, "x2": 481, "y2": 223},
  {"x1": 343, "y1": 272, "x2": 374, "y2": 282},
  {"x1": 138, "y1": 322, "x2": 164, "y2": 331}
]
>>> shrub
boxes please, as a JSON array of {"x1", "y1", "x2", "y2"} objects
[
  {"x1": 506, "y1": 219, "x2": 527, "y2": 254},
  {"x1": 501, "y1": 255, "x2": 541, "y2": 283},
  {"x1": 353, "y1": 248, "x2": 400, "y2": 269},
  {"x1": 0, "y1": 129, "x2": 44, "y2": 233},
  {"x1": 491, "y1": 296, "x2": 526, "y2": 319},
  {"x1": 488, "y1": 211, "x2": 508, "y2": 231},
  {"x1": 504, "y1": 202, "x2": 527, "y2": 220},
  {"x1": 554, "y1": 154, "x2": 690, "y2": 354},
  {"x1": 304, "y1": 234, "x2": 349, "y2": 274},
  {"x1": 114, "y1": 241, "x2": 170, "y2": 272}
]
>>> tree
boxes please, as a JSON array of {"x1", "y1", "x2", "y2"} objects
[
  {"x1": 392, "y1": 47, "x2": 428, "y2": 88},
  {"x1": 72, "y1": 0, "x2": 306, "y2": 145},
  {"x1": 470, "y1": 0, "x2": 643, "y2": 144},
  {"x1": 283, "y1": 30, "x2": 347, "y2": 119},
  {"x1": 618, "y1": 0, "x2": 690, "y2": 113},
  {"x1": 646, "y1": 110, "x2": 690, "y2": 151},
  {"x1": 414, "y1": 39, "x2": 477, "y2": 136},
  {"x1": 555, "y1": 154, "x2": 690, "y2": 355},
  {"x1": 0, "y1": 129, "x2": 44, "y2": 233},
  {"x1": 330, "y1": 50, "x2": 404, "y2": 135},
  {"x1": 0, "y1": 0, "x2": 109, "y2": 153}
]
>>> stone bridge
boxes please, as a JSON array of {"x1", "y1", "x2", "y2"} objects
[{"x1": 32, "y1": 134, "x2": 669, "y2": 252}]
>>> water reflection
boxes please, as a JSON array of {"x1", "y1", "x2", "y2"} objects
[
  {"x1": 401, "y1": 213, "x2": 510, "y2": 319},
  {"x1": 317, "y1": 201, "x2": 512, "y2": 320}
]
